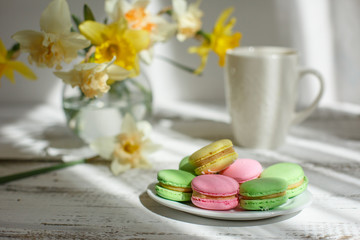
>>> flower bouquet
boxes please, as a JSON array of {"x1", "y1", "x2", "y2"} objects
[{"x1": 0, "y1": 0, "x2": 242, "y2": 180}]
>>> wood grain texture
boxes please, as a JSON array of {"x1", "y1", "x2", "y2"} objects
[{"x1": 0, "y1": 104, "x2": 360, "y2": 239}]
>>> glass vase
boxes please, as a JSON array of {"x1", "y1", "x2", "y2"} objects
[{"x1": 62, "y1": 72, "x2": 152, "y2": 143}]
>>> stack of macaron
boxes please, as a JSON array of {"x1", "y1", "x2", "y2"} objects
[{"x1": 155, "y1": 139, "x2": 308, "y2": 211}]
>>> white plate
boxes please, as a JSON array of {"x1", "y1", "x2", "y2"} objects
[{"x1": 147, "y1": 182, "x2": 312, "y2": 220}]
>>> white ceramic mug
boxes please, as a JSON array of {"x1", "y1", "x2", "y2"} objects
[{"x1": 224, "y1": 46, "x2": 324, "y2": 149}]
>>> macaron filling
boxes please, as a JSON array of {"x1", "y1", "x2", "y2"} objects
[
  {"x1": 195, "y1": 151, "x2": 238, "y2": 175},
  {"x1": 195, "y1": 147, "x2": 235, "y2": 166},
  {"x1": 287, "y1": 178, "x2": 304, "y2": 190},
  {"x1": 240, "y1": 191, "x2": 286, "y2": 200},
  {"x1": 192, "y1": 190, "x2": 237, "y2": 200},
  {"x1": 158, "y1": 182, "x2": 192, "y2": 193}
]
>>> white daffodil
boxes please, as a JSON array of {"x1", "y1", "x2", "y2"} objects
[
  {"x1": 172, "y1": 0, "x2": 203, "y2": 42},
  {"x1": 12, "y1": 0, "x2": 90, "y2": 70},
  {"x1": 90, "y1": 114, "x2": 160, "y2": 175},
  {"x1": 54, "y1": 59, "x2": 130, "y2": 98}
]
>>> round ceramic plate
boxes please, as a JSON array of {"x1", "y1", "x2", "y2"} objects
[{"x1": 147, "y1": 183, "x2": 313, "y2": 220}]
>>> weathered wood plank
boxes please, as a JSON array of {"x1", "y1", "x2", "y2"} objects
[{"x1": 0, "y1": 104, "x2": 360, "y2": 239}]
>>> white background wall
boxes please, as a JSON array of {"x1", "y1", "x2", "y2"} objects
[{"x1": 1, "y1": 0, "x2": 359, "y2": 107}]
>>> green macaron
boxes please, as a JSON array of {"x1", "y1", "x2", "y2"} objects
[
  {"x1": 239, "y1": 178, "x2": 288, "y2": 210},
  {"x1": 260, "y1": 162, "x2": 308, "y2": 198},
  {"x1": 179, "y1": 156, "x2": 196, "y2": 175},
  {"x1": 156, "y1": 169, "x2": 196, "y2": 202}
]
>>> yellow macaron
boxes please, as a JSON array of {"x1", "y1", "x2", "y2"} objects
[{"x1": 189, "y1": 139, "x2": 238, "y2": 175}]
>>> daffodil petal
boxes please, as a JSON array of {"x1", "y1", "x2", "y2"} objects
[
  {"x1": 111, "y1": 160, "x2": 131, "y2": 175},
  {"x1": 121, "y1": 113, "x2": 138, "y2": 134},
  {"x1": 7, "y1": 61, "x2": 36, "y2": 80},
  {"x1": 138, "y1": 156, "x2": 152, "y2": 169},
  {"x1": 106, "y1": 64, "x2": 130, "y2": 81},
  {"x1": 124, "y1": 29, "x2": 150, "y2": 52},
  {"x1": 151, "y1": 16, "x2": 177, "y2": 43},
  {"x1": 59, "y1": 33, "x2": 91, "y2": 63},
  {"x1": 105, "y1": 0, "x2": 130, "y2": 21},
  {"x1": 142, "y1": 140, "x2": 161, "y2": 155},
  {"x1": 0, "y1": 38, "x2": 7, "y2": 58},
  {"x1": 222, "y1": 18, "x2": 237, "y2": 35},
  {"x1": 12, "y1": 30, "x2": 44, "y2": 51},
  {"x1": 105, "y1": 0, "x2": 121, "y2": 21},
  {"x1": 133, "y1": 0, "x2": 149, "y2": 9},
  {"x1": 214, "y1": 7, "x2": 234, "y2": 34},
  {"x1": 172, "y1": 0, "x2": 187, "y2": 17},
  {"x1": 188, "y1": 45, "x2": 210, "y2": 74},
  {"x1": 137, "y1": 121, "x2": 152, "y2": 138},
  {"x1": 53, "y1": 69, "x2": 80, "y2": 86},
  {"x1": 40, "y1": 0, "x2": 72, "y2": 34},
  {"x1": 90, "y1": 136, "x2": 117, "y2": 160},
  {"x1": 139, "y1": 48, "x2": 153, "y2": 65},
  {"x1": 0, "y1": 64, "x2": 6, "y2": 79},
  {"x1": 79, "y1": 21, "x2": 108, "y2": 45},
  {"x1": 4, "y1": 68, "x2": 15, "y2": 83}
]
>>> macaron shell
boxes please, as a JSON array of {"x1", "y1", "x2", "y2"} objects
[
  {"x1": 191, "y1": 175, "x2": 239, "y2": 197},
  {"x1": 194, "y1": 151, "x2": 238, "y2": 175},
  {"x1": 157, "y1": 169, "x2": 195, "y2": 188},
  {"x1": 178, "y1": 156, "x2": 196, "y2": 175},
  {"x1": 191, "y1": 196, "x2": 239, "y2": 210},
  {"x1": 287, "y1": 176, "x2": 308, "y2": 198},
  {"x1": 155, "y1": 184, "x2": 192, "y2": 202},
  {"x1": 261, "y1": 162, "x2": 305, "y2": 185},
  {"x1": 189, "y1": 139, "x2": 233, "y2": 166},
  {"x1": 239, "y1": 178, "x2": 288, "y2": 198},
  {"x1": 221, "y1": 158, "x2": 262, "y2": 183},
  {"x1": 240, "y1": 195, "x2": 288, "y2": 210}
]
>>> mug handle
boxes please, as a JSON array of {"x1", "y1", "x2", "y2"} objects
[{"x1": 292, "y1": 68, "x2": 325, "y2": 125}]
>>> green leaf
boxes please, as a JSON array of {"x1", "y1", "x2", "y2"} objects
[
  {"x1": 84, "y1": 4, "x2": 95, "y2": 21},
  {"x1": 196, "y1": 30, "x2": 211, "y2": 43},
  {"x1": 6, "y1": 43, "x2": 20, "y2": 59},
  {"x1": 0, "y1": 159, "x2": 86, "y2": 185},
  {"x1": 9, "y1": 43, "x2": 20, "y2": 52},
  {"x1": 72, "y1": 14, "x2": 82, "y2": 31}
]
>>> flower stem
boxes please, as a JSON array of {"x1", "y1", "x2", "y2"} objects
[
  {"x1": 155, "y1": 55, "x2": 200, "y2": 75},
  {"x1": 0, "y1": 159, "x2": 86, "y2": 185},
  {"x1": 127, "y1": 78, "x2": 153, "y2": 115}
]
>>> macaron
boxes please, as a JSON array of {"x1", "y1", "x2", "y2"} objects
[
  {"x1": 260, "y1": 162, "x2": 308, "y2": 198},
  {"x1": 239, "y1": 178, "x2": 288, "y2": 210},
  {"x1": 155, "y1": 169, "x2": 196, "y2": 202},
  {"x1": 220, "y1": 158, "x2": 262, "y2": 184},
  {"x1": 189, "y1": 139, "x2": 238, "y2": 175},
  {"x1": 191, "y1": 175, "x2": 239, "y2": 210},
  {"x1": 179, "y1": 156, "x2": 196, "y2": 175}
]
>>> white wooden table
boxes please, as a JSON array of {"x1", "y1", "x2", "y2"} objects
[{"x1": 0, "y1": 102, "x2": 359, "y2": 239}]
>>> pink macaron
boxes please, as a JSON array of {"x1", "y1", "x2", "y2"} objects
[
  {"x1": 220, "y1": 158, "x2": 262, "y2": 183},
  {"x1": 191, "y1": 175, "x2": 239, "y2": 210}
]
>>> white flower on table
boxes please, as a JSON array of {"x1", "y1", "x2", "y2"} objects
[{"x1": 90, "y1": 114, "x2": 160, "y2": 175}]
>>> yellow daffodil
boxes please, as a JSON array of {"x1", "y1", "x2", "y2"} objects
[
  {"x1": 0, "y1": 39, "x2": 36, "y2": 84},
  {"x1": 104, "y1": 0, "x2": 176, "y2": 64},
  {"x1": 189, "y1": 8, "x2": 242, "y2": 74},
  {"x1": 105, "y1": 0, "x2": 176, "y2": 43},
  {"x1": 54, "y1": 59, "x2": 131, "y2": 98},
  {"x1": 172, "y1": 0, "x2": 203, "y2": 42},
  {"x1": 79, "y1": 19, "x2": 150, "y2": 74},
  {"x1": 12, "y1": 0, "x2": 90, "y2": 70},
  {"x1": 90, "y1": 113, "x2": 160, "y2": 175}
]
